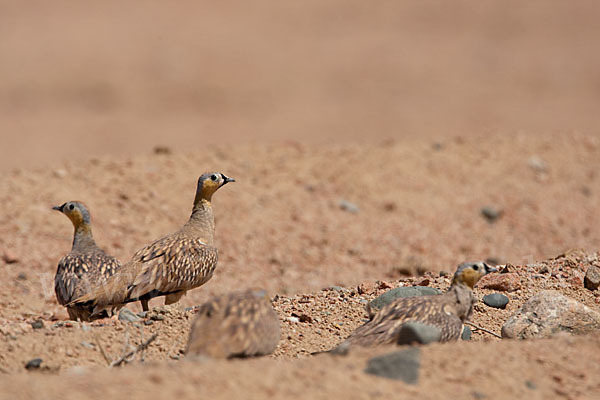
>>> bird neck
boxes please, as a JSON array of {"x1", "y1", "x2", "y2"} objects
[
  {"x1": 71, "y1": 224, "x2": 97, "y2": 252},
  {"x1": 184, "y1": 199, "x2": 215, "y2": 245},
  {"x1": 446, "y1": 282, "x2": 475, "y2": 321}
]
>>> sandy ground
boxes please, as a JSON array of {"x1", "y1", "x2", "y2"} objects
[{"x1": 2, "y1": 1, "x2": 600, "y2": 399}]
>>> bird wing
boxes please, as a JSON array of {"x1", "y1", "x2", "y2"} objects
[
  {"x1": 346, "y1": 295, "x2": 463, "y2": 346},
  {"x1": 128, "y1": 234, "x2": 218, "y2": 300},
  {"x1": 55, "y1": 251, "x2": 120, "y2": 305}
]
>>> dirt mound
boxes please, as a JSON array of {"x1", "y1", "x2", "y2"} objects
[{"x1": 1, "y1": 251, "x2": 599, "y2": 399}]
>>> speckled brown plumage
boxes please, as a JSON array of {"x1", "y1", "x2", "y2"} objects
[
  {"x1": 341, "y1": 262, "x2": 497, "y2": 347},
  {"x1": 70, "y1": 172, "x2": 234, "y2": 313},
  {"x1": 186, "y1": 289, "x2": 281, "y2": 358},
  {"x1": 53, "y1": 201, "x2": 122, "y2": 321}
]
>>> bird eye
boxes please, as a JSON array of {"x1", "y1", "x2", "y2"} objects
[
  {"x1": 69, "y1": 204, "x2": 74, "y2": 210},
  {"x1": 210, "y1": 174, "x2": 218, "y2": 181},
  {"x1": 472, "y1": 264, "x2": 479, "y2": 271}
]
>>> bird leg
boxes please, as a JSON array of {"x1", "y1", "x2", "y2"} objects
[
  {"x1": 464, "y1": 321, "x2": 502, "y2": 339},
  {"x1": 141, "y1": 299, "x2": 149, "y2": 312}
]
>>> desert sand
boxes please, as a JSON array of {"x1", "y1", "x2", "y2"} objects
[{"x1": 1, "y1": 1, "x2": 600, "y2": 399}]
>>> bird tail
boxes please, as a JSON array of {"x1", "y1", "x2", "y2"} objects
[{"x1": 68, "y1": 267, "x2": 137, "y2": 312}]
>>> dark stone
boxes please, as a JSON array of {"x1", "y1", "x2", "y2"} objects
[
  {"x1": 31, "y1": 320, "x2": 44, "y2": 329},
  {"x1": 364, "y1": 348, "x2": 420, "y2": 384},
  {"x1": 396, "y1": 322, "x2": 441, "y2": 345},
  {"x1": 483, "y1": 293, "x2": 509, "y2": 309},
  {"x1": 25, "y1": 358, "x2": 42, "y2": 370},
  {"x1": 144, "y1": 320, "x2": 154, "y2": 326},
  {"x1": 481, "y1": 206, "x2": 502, "y2": 223},
  {"x1": 525, "y1": 380, "x2": 537, "y2": 390},
  {"x1": 369, "y1": 287, "x2": 442, "y2": 310},
  {"x1": 461, "y1": 325, "x2": 472, "y2": 341}
]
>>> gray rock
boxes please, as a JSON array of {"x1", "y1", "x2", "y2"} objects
[
  {"x1": 364, "y1": 347, "x2": 420, "y2": 384},
  {"x1": 501, "y1": 290, "x2": 600, "y2": 339},
  {"x1": 31, "y1": 320, "x2": 44, "y2": 329},
  {"x1": 525, "y1": 380, "x2": 537, "y2": 390},
  {"x1": 118, "y1": 308, "x2": 140, "y2": 323},
  {"x1": 25, "y1": 358, "x2": 42, "y2": 370},
  {"x1": 483, "y1": 293, "x2": 509, "y2": 309},
  {"x1": 461, "y1": 325, "x2": 472, "y2": 341},
  {"x1": 137, "y1": 311, "x2": 148, "y2": 318},
  {"x1": 481, "y1": 206, "x2": 502, "y2": 222},
  {"x1": 584, "y1": 265, "x2": 600, "y2": 291},
  {"x1": 339, "y1": 200, "x2": 359, "y2": 213},
  {"x1": 396, "y1": 322, "x2": 441, "y2": 345},
  {"x1": 369, "y1": 287, "x2": 442, "y2": 310}
]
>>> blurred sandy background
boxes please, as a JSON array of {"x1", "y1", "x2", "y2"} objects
[{"x1": 1, "y1": 0, "x2": 599, "y2": 169}]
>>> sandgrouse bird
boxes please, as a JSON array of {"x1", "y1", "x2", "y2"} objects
[
  {"x1": 71, "y1": 172, "x2": 234, "y2": 314},
  {"x1": 53, "y1": 201, "x2": 122, "y2": 321},
  {"x1": 339, "y1": 261, "x2": 497, "y2": 347},
  {"x1": 186, "y1": 289, "x2": 281, "y2": 358}
]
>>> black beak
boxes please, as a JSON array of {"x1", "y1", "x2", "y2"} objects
[
  {"x1": 52, "y1": 203, "x2": 66, "y2": 212},
  {"x1": 483, "y1": 262, "x2": 498, "y2": 274},
  {"x1": 221, "y1": 174, "x2": 235, "y2": 185}
]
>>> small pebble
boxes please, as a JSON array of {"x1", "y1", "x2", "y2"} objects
[
  {"x1": 287, "y1": 316, "x2": 300, "y2": 323},
  {"x1": 339, "y1": 200, "x2": 359, "y2": 213},
  {"x1": 31, "y1": 320, "x2": 44, "y2": 329},
  {"x1": 525, "y1": 380, "x2": 537, "y2": 390},
  {"x1": 118, "y1": 308, "x2": 140, "y2": 323},
  {"x1": 461, "y1": 326, "x2": 472, "y2": 341},
  {"x1": 25, "y1": 358, "x2": 42, "y2": 370},
  {"x1": 144, "y1": 320, "x2": 154, "y2": 326},
  {"x1": 483, "y1": 293, "x2": 509, "y2": 309},
  {"x1": 481, "y1": 206, "x2": 502, "y2": 223},
  {"x1": 2, "y1": 249, "x2": 19, "y2": 264}
]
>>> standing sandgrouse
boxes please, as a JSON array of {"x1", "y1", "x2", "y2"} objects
[
  {"x1": 70, "y1": 172, "x2": 234, "y2": 313},
  {"x1": 339, "y1": 262, "x2": 497, "y2": 347},
  {"x1": 53, "y1": 201, "x2": 122, "y2": 321},
  {"x1": 186, "y1": 289, "x2": 281, "y2": 358}
]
